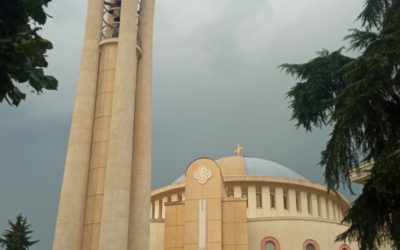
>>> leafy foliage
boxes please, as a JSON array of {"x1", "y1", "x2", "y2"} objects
[
  {"x1": 0, "y1": 214, "x2": 38, "y2": 250},
  {"x1": 0, "y1": 0, "x2": 57, "y2": 106},
  {"x1": 280, "y1": 0, "x2": 400, "y2": 249}
]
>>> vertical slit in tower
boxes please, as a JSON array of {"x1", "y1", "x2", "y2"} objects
[{"x1": 136, "y1": 0, "x2": 142, "y2": 47}]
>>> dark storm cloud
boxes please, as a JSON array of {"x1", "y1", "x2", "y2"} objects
[{"x1": 0, "y1": 0, "x2": 364, "y2": 249}]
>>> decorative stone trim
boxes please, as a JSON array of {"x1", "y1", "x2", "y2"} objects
[
  {"x1": 193, "y1": 165, "x2": 213, "y2": 184},
  {"x1": 198, "y1": 199, "x2": 207, "y2": 250}
]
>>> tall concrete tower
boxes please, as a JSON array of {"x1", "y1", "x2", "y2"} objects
[{"x1": 53, "y1": 0, "x2": 154, "y2": 249}]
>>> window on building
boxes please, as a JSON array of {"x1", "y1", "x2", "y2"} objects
[
  {"x1": 151, "y1": 201, "x2": 155, "y2": 219},
  {"x1": 256, "y1": 193, "x2": 262, "y2": 208},
  {"x1": 227, "y1": 186, "x2": 234, "y2": 198},
  {"x1": 260, "y1": 236, "x2": 280, "y2": 250},
  {"x1": 283, "y1": 191, "x2": 288, "y2": 210},
  {"x1": 242, "y1": 192, "x2": 248, "y2": 207},
  {"x1": 306, "y1": 244, "x2": 316, "y2": 250},
  {"x1": 265, "y1": 241, "x2": 276, "y2": 250},
  {"x1": 303, "y1": 240, "x2": 320, "y2": 250},
  {"x1": 270, "y1": 193, "x2": 275, "y2": 209},
  {"x1": 296, "y1": 192, "x2": 301, "y2": 212}
]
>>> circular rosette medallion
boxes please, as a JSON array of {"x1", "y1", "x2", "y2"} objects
[{"x1": 192, "y1": 165, "x2": 213, "y2": 184}]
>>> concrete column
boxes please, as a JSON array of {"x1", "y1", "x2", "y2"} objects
[
  {"x1": 233, "y1": 185, "x2": 242, "y2": 198},
  {"x1": 338, "y1": 206, "x2": 343, "y2": 221},
  {"x1": 338, "y1": 205, "x2": 343, "y2": 221},
  {"x1": 336, "y1": 203, "x2": 340, "y2": 221},
  {"x1": 98, "y1": 0, "x2": 138, "y2": 249},
  {"x1": 275, "y1": 187, "x2": 284, "y2": 215},
  {"x1": 311, "y1": 193, "x2": 319, "y2": 217},
  {"x1": 161, "y1": 196, "x2": 168, "y2": 219},
  {"x1": 129, "y1": 0, "x2": 155, "y2": 249},
  {"x1": 288, "y1": 189, "x2": 297, "y2": 215},
  {"x1": 150, "y1": 202, "x2": 153, "y2": 219},
  {"x1": 247, "y1": 185, "x2": 256, "y2": 218},
  {"x1": 327, "y1": 200, "x2": 333, "y2": 220},
  {"x1": 182, "y1": 192, "x2": 185, "y2": 201},
  {"x1": 333, "y1": 203, "x2": 339, "y2": 221},
  {"x1": 81, "y1": 39, "x2": 118, "y2": 250},
  {"x1": 261, "y1": 186, "x2": 270, "y2": 216},
  {"x1": 154, "y1": 199, "x2": 160, "y2": 219},
  {"x1": 319, "y1": 196, "x2": 327, "y2": 219},
  {"x1": 282, "y1": 191, "x2": 288, "y2": 212},
  {"x1": 53, "y1": 1, "x2": 103, "y2": 249},
  {"x1": 300, "y1": 191, "x2": 308, "y2": 216}
]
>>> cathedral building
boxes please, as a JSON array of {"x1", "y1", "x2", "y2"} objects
[{"x1": 149, "y1": 153, "x2": 357, "y2": 250}]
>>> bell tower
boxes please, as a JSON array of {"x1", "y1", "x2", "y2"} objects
[{"x1": 53, "y1": 0, "x2": 154, "y2": 249}]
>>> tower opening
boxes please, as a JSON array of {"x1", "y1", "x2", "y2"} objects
[{"x1": 102, "y1": 0, "x2": 122, "y2": 39}]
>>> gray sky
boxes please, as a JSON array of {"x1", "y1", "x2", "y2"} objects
[{"x1": 0, "y1": 0, "x2": 365, "y2": 249}]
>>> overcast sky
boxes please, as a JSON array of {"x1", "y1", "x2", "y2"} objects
[{"x1": 0, "y1": 0, "x2": 365, "y2": 249}]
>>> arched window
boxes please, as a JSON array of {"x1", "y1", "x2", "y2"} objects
[
  {"x1": 260, "y1": 236, "x2": 280, "y2": 250},
  {"x1": 303, "y1": 239, "x2": 320, "y2": 250},
  {"x1": 339, "y1": 243, "x2": 351, "y2": 250}
]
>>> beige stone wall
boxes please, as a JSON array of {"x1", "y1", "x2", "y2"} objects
[
  {"x1": 216, "y1": 156, "x2": 245, "y2": 176},
  {"x1": 164, "y1": 202, "x2": 185, "y2": 250},
  {"x1": 184, "y1": 158, "x2": 225, "y2": 250},
  {"x1": 150, "y1": 221, "x2": 165, "y2": 250},
  {"x1": 248, "y1": 219, "x2": 358, "y2": 250},
  {"x1": 222, "y1": 199, "x2": 248, "y2": 250}
]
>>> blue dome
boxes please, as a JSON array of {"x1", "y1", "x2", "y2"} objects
[
  {"x1": 243, "y1": 157, "x2": 307, "y2": 180},
  {"x1": 172, "y1": 156, "x2": 307, "y2": 184}
]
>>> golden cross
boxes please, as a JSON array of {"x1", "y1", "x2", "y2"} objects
[{"x1": 234, "y1": 144, "x2": 244, "y2": 156}]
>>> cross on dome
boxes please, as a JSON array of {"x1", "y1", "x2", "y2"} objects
[{"x1": 235, "y1": 144, "x2": 244, "y2": 156}]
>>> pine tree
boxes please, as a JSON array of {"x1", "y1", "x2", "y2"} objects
[
  {"x1": 0, "y1": 214, "x2": 38, "y2": 250},
  {"x1": 280, "y1": 0, "x2": 400, "y2": 249}
]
